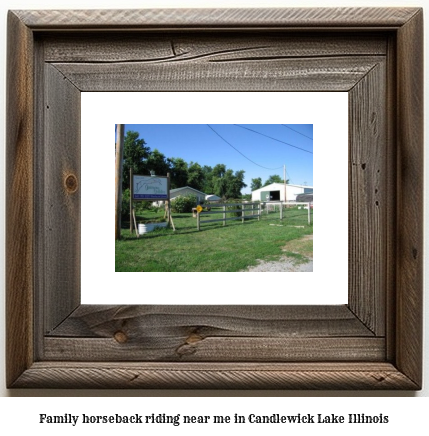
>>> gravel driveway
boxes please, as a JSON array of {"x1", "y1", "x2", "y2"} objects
[{"x1": 241, "y1": 234, "x2": 313, "y2": 272}]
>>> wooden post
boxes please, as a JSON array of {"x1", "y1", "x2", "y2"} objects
[
  {"x1": 129, "y1": 167, "x2": 133, "y2": 234},
  {"x1": 115, "y1": 124, "x2": 125, "y2": 240},
  {"x1": 132, "y1": 208, "x2": 139, "y2": 238},
  {"x1": 223, "y1": 205, "x2": 226, "y2": 226},
  {"x1": 166, "y1": 172, "x2": 171, "y2": 224},
  {"x1": 166, "y1": 173, "x2": 175, "y2": 231}
]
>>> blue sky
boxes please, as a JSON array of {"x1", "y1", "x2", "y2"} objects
[{"x1": 124, "y1": 124, "x2": 313, "y2": 194}]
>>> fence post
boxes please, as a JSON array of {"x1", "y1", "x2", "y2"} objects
[
  {"x1": 308, "y1": 202, "x2": 311, "y2": 224},
  {"x1": 242, "y1": 203, "x2": 245, "y2": 223},
  {"x1": 223, "y1": 205, "x2": 226, "y2": 226},
  {"x1": 197, "y1": 210, "x2": 200, "y2": 231},
  {"x1": 280, "y1": 202, "x2": 283, "y2": 220}
]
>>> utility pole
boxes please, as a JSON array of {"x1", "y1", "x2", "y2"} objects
[
  {"x1": 115, "y1": 124, "x2": 125, "y2": 240},
  {"x1": 283, "y1": 164, "x2": 287, "y2": 203}
]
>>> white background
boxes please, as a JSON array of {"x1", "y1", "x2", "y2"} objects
[
  {"x1": 82, "y1": 92, "x2": 348, "y2": 305},
  {"x1": 0, "y1": 0, "x2": 428, "y2": 427}
]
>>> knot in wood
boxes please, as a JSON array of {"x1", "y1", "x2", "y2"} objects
[
  {"x1": 65, "y1": 174, "x2": 78, "y2": 193},
  {"x1": 114, "y1": 331, "x2": 128, "y2": 343},
  {"x1": 186, "y1": 333, "x2": 203, "y2": 344}
]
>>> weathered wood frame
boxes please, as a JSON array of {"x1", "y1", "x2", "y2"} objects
[{"x1": 6, "y1": 8, "x2": 423, "y2": 389}]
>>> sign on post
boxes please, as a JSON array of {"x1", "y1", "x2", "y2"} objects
[
  {"x1": 130, "y1": 173, "x2": 174, "y2": 235},
  {"x1": 132, "y1": 175, "x2": 169, "y2": 201}
]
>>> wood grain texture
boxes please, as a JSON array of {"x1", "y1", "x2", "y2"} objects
[
  {"x1": 348, "y1": 61, "x2": 386, "y2": 336},
  {"x1": 44, "y1": 337, "x2": 385, "y2": 362},
  {"x1": 11, "y1": 362, "x2": 419, "y2": 390},
  {"x1": 395, "y1": 9, "x2": 424, "y2": 388},
  {"x1": 43, "y1": 64, "x2": 81, "y2": 333},
  {"x1": 5, "y1": 11, "x2": 35, "y2": 388},
  {"x1": 6, "y1": 7, "x2": 423, "y2": 390},
  {"x1": 52, "y1": 56, "x2": 384, "y2": 92},
  {"x1": 48, "y1": 305, "x2": 374, "y2": 338},
  {"x1": 384, "y1": 33, "x2": 398, "y2": 364},
  {"x1": 44, "y1": 305, "x2": 381, "y2": 362},
  {"x1": 42, "y1": 33, "x2": 388, "y2": 63},
  {"x1": 14, "y1": 8, "x2": 421, "y2": 29}
]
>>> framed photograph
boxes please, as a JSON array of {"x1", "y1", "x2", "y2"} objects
[
  {"x1": 6, "y1": 8, "x2": 423, "y2": 389},
  {"x1": 87, "y1": 93, "x2": 345, "y2": 303}
]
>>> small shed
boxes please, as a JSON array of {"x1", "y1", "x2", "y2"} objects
[{"x1": 205, "y1": 194, "x2": 221, "y2": 202}]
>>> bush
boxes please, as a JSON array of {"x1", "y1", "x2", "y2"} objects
[
  {"x1": 122, "y1": 189, "x2": 158, "y2": 220},
  {"x1": 226, "y1": 200, "x2": 242, "y2": 217},
  {"x1": 134, "y1": 200, "x2": 154, "y2": 214},
  {"x1": 171, "y1": 195, "x2": 197, "y2": 213},
  {"x1": 121, "y1": 188, "x2": 131, "y2": 220}
]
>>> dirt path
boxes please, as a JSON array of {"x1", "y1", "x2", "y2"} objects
[{"x1": 241, "y1": 234, "x2": 313, "y2": 272}]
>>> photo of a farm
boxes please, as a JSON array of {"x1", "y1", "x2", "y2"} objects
[{"x1": 115, "y1": 124, "x2": 313, "y2": 272}]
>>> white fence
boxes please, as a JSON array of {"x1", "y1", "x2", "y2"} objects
[
  {"x1": 196, "y1": 202, "x2": 261, "y2": 231},
  {"x1": 264, "y1": 201, "x2": 313, "y2": 224}
]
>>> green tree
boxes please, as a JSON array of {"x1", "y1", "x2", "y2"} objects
[
  {"x1": 201, "y1": 165, "x2": 214, "y2": 194},
  {"x1": 212, "y1": 163, "x2": 226, "y2": 178},
  {"x1": 229, "y1": 169, "x2": 247, "y2": 198},
  {"x1": 187, "y1": 162, "x2": 205, "y2": 191},
  {"x1": 169, "y1": 157, "x2": 188, "y2": 189},
  {"x1": 264, "y1": 174, "x2": 289, "y2": 186},
  {"x1": 211, "y1": 166, "x2": 246, "y2": 199},
  {"x1": 250, "y1": 177, "x2": 262, "y2": 191},
  {"x1": 122, "y1": 130, "x2": 150, "y2": 190},
  {"x1": 213, "y1": 174, "x2": 227, "y2": 198},
  {"x1": 211, "y1": 164, "x2": 227, "y2": 197},
  {"x1": 144, "y1": 148, "x2": 171, "y2": 178}
]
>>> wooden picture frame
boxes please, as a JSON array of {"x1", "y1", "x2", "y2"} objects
[{"x1": 6, "y1": 8, "x2": 423, "y2": 389}]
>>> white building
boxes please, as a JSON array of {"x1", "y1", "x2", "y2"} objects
[
  {"x1": 251, "y1": 183, "x2": 313, "y2": 202},
  {"x1": 170, "y1": 186, "x2": 207, "y2": 203}
]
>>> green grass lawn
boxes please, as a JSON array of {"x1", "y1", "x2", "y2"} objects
[{"x1": 115, "y1": 206, "x2": 313, "y2": 272}]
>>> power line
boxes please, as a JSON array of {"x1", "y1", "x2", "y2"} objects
[
  {"x1": 207, "y1": 125, "x2": 283, "y2": 170},
  {"x1": 234, "y1": 124, "x2": 313, "y2": 154},
  {"x1": 281, "y1": 124, "x2": 313, "y2": 140}
]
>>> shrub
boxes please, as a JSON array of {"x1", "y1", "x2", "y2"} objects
[
  {"x1": 171, "y1": 195, "x2": 197, "y2": 213},
  {"x1": 226, "y1": 200, "x2": 242, "y2": 217},
  {"x1": 122, "y1": 189, "x2": 159, "y2": 221},
  {"x1": 134, "y1": 200, "x2": 154, "y2": 214},
  {"x1": 121, "y1": 188, "x2": 131, "y2": 220}
]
